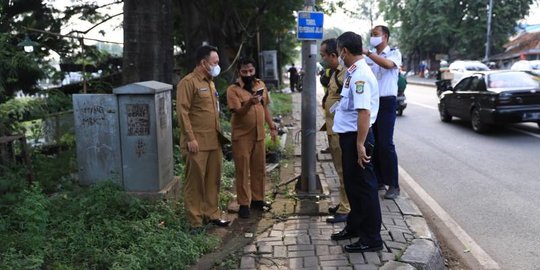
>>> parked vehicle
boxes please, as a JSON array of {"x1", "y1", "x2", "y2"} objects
[
  {"x1": 437, "y1": 70, "x2": 540, "y2": 133},
  {"x1": 510, "y1": 60, "x2": 540, "y2": 75},
  {"x1": 448, "y1": 60, "x2": 490, "y2": 86}
]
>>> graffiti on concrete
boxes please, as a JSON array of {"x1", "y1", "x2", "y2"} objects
[
  {"x1": 79, "y1": 105, "x2": 105, "y2": 126},
  {"x1": 127, "y1": 104, "x2": 150, "y2": 136}
]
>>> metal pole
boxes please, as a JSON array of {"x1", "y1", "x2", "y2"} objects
[
  {"x1": 484, "y1": 0, "x2": 493, "y2": 62},
  {"x1": 300, "y1": 0, "x2": 317, "y2": 194}
]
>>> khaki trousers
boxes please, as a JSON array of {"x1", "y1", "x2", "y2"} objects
[
  {"x1": 183, "y1": 148, "x2": 223, "y2": 227},
  {"x1": 328, "y1": 133, "x2": 350, "y2": 214},
  {"x1": 232, "y1": 139, "x2": 266, "y2": 206}
]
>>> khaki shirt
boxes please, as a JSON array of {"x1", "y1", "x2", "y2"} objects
[
  {"x1": 226, "y1": 78, "x2": 270, "y2": 141},
  {"x1": 324, "y1": 66, "x2": 346, "y2": 135},
  {"x1": 176, "y1": 68, "x2": 221, "y2": 151}
]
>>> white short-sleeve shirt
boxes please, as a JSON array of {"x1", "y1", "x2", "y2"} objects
[
  {"x1": 366, "y1": 46, "x2": 402, "y2": 97},
  {"x1": 333, "y1": 58, "x2": 379, "y2": 133}
]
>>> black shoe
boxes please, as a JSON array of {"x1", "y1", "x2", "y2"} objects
[
  {"x1": 320, "y1": 147, "x2": 331, "y2": 154},
  {"x1": 238, "y1": 205, "x2": 250, "y2": 219},
  {"x1": 251, "y1": 200, "x2": 272, "y2": 210},
  {"x1": 328, "y1": 204, "x2": 340, "y2": 214},
  {"x1": 384, "y1": 186, "x2": 400, "y2": 199},
  {"x1": 209, "y1": 219, "x2": 231, "y2": 227},
  {"x1": 344, "y1": 241, "x2": 383, "y2": 253},
  {"x1": 331, "y1": 229, "x2": 358, "y2": 241},
  {"x1": 326, "y1": 213, "x2": 348, "y2": 223}
]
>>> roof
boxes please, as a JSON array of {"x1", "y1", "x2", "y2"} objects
[{"x1": 491, "y1": 30, "x2": 540, "y2": 61}]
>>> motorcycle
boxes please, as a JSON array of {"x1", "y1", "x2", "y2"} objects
[
  {"x1": 396, "y1": 72, "x2": 407, "y2": 116},
  {"x1": 435, "y1": 79, "x2": 452, "y2": 97},
  {"x1": 396, "y1": 89, "x2": 407, "y2": 116}
]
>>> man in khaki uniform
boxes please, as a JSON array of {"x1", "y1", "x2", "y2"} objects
[
  {"x1": 177, "y1": 45, "x2": 230, "y2": 230},
  {"x1": 226, "y1": 58, "x2": 277, "y2": 219},
  {"x1": 320, "y1": 38, "x2": 350, "y2": 223}
]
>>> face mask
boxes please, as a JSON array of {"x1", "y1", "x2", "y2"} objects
[
  {"x1": 338, "y1": 51, "x2": 346, "y2": 67},
  {"x1": 370, "y1": 36, "x2": 383, "y2": 47},
  {"x1": 209, "y1": 64, "x2": 221, "y2": 77},
  {"x1": 319, "y1": 59, "x2": 329, "y2": 69},
  {"x1": 241, "y1": 75, "x2": 255, "y2": 90}
]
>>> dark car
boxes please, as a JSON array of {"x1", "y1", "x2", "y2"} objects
[{"x1": 438, "y1": 71, "x2": 540, "y2": 133}]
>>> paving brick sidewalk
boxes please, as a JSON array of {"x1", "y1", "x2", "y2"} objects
[{"x1": 233, "y1": 93, "x2": 444, "y2": 270}]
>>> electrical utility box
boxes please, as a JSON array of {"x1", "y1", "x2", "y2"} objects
[{"x1": 73, "y1": 81, "x2": 174, "y2": 193}]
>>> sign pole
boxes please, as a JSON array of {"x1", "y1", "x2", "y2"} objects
[{"x1": 297, "y1": 0, "x2": 321, "y2": 194}]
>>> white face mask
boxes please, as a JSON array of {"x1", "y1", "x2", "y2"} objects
[
  {"x1": 370, "y1": 36, "x2": 383, "y2": 47},
  {"x1": 209, "y1": 64, "x2": 221, "y2": 77},
  {"x1": 338, "y1": 51, "x2": 346, "y2": 67}
]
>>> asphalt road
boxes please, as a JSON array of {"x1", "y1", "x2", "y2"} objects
[{"x1": 395, "y1": 84, "x2": 540, "y2": 270}]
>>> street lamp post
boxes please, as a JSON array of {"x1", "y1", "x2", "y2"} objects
[{"x1": 484, "y1": 0, "x2": 494, "y2": 62}]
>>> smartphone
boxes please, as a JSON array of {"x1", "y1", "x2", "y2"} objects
[{"x1": 255, "y1": 88, "x2": 264, "y2": 96}]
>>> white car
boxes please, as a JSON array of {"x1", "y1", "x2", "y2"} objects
[
  {"x1": 448, "y1": 60, "x2": 490, "y2": 86},
  {"x1": 510, "y1": 60, "x2": 540, "y2": 75}
]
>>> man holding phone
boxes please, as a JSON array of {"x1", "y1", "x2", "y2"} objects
[{"x1": 226, "y1": 57, "x2": 277, "y2": 219}]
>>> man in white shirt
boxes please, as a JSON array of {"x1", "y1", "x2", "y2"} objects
[
  {"x1": 330, "y1": 31, "x2": 383, "y2": 253},
  {"x1": 364, "y1": 25, "x2": 402, "y2": 199}
]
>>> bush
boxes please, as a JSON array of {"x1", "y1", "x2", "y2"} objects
[{"x1": 0, "y1": 181, "x2": 220, "y2": 269}]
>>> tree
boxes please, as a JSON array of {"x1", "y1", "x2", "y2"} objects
[
  {"x1": 122, "y1": 0, "x2": 173, "y2": 84},
  {"x1": 0, "y1": 0, "x2": 64, "y2": 102},
  {"x1": 379, "y1": 0, "x2": 534, "y2": 69},
  {"x1": 173, "y1": 0, "x2": 304, "y2": 82}
]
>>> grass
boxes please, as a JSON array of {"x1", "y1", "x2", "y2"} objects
[
  {"x1": 0, "y1": 181, "x2": 220, "y2": 269},
  {"x1": 0, "y1": 142, "x2": 223, "y2": 269},
  {"x1": 269, "y1": 92, "x2": 292, "y2": 116}
]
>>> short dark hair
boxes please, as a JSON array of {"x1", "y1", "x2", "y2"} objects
[
  {"x1": 195, "y1": 45, "x2": 218, "y2": 63},
  {"x1": 321, "y1": 38, "x2": 338, "y2": 56},
  {"x1": 336, "y1": 32, "x2": 363, "y2": 56},
  {"x1": 375, "y1": 25, "x2": 390, "y2": 39},
  {"x1": 237, "y1": 57, "x2": 256, "y2": 70}
]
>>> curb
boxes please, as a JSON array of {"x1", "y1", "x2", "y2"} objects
[{"x1": 397, "y1": 194, "x2": 446, "y2": 270}]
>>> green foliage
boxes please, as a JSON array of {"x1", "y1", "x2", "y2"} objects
[
  {"x1": 269, "y1": 92, "x2": 292, "y2": 116},
  {"x1": 0, "y1": 181, "x2": 219, "y2": 269},
  {"x1": 379, "y1": 0, "x2": 534, "y2": 62},
  {"x1": 0, "y1": 90, "x2": 72, "y2": 136},
  {"x1": 265, "y1": 136, "x2": 281, "y2": 152}
]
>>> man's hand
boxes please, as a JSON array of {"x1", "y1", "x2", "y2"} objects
[
  {"x1": 270, "y1": 129, "x2": 278, "y2": 143},
  {"x1": 187, "y1": 139, "x2": 199, "y2": 153},
  {"x1": 356, "y1": 142, "x2": 371, "y2": 168},
  {"x1": 249, "y1": 95, "x2": 260, "y2": 105}
]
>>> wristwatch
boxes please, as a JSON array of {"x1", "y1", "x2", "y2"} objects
[{"x1": 366, "y1": 50, "x2": 372, "y2": 56}]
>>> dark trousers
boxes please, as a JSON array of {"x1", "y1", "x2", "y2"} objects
[
  {"x1": 373, "y1": 96, "x2": 399, "y2": 188},
  {"x1": 339, "y1": 131, "x2": 382, "y2": 245}
]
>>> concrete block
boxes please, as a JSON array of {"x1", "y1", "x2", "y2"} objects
[
  {"x1": 405, "y1": 216, "x2": 433, "y2": 240},
  {"x1": 400, "y1": 239, "x2": 445, "y2": 270}
]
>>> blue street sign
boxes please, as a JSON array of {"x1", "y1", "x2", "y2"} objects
[{"x1": 297, "y1": 11, "x2": 324, "y2": 40}]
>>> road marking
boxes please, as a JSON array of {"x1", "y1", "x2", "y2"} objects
[
  {"x1": 399, "y1": 166, "x2": 501, "y2": 269},
  {"x1": 407, "y1": 100, "x2": 437, "y2": 110},
  {"x1": 507, "y1": 126, "x2": 540, "y2": 139}
]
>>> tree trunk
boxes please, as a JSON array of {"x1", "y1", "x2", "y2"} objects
[{"x1": 123, "y1": 0, "x2": 173, "y2": 84}]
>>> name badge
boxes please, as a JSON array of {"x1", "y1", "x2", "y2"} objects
[{"x1": 198, "y1": 88, "x2": 209, "y2": 92}]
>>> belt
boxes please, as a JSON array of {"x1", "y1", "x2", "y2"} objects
[{"x1": 380, "y1": 96, "x2": 396, "y2": 100}]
